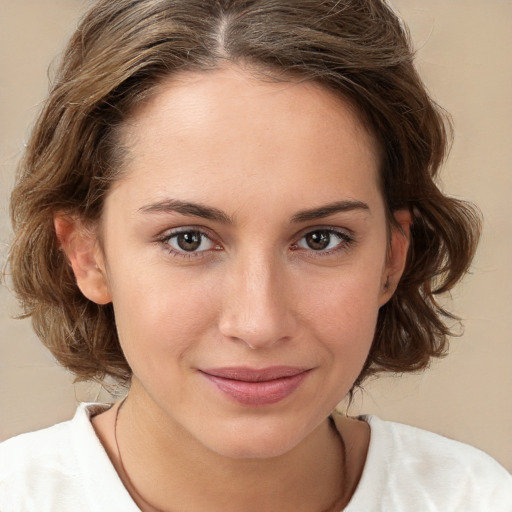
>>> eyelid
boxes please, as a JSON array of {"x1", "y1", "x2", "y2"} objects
[
  {"x1": 157, "y1": 224, "x2": 217, "y2": 241},
  {"x1": 293, "y1": 224, "x2": 355, "y2": 241}
]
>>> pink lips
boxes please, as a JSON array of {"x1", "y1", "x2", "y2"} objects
[{"x1": 200, "y1": 366, "x2": 310, "y2": 406}]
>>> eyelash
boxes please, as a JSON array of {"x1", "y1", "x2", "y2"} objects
[{"x1": 157, "y1": 227, "x2": 355, "y2": 260}]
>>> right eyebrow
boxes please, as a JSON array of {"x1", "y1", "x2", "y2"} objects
[{"x1": 138, "y1": 199, "x2": 233, "y2": 224}]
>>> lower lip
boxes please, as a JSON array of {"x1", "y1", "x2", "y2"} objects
[{"x1": 201, "y1": 371, "x2": 309, "y2": 406}]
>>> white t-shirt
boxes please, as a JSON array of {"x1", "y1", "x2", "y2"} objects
[{"x1": 0, "y1": 403, "x2": 510, "y2": 511}]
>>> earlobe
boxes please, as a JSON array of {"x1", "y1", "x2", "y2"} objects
[
  {"x1": 379, "y1": 209, "x2": 412, "y2": 305},
  {"x1": 54, "y1": 215, "x2": 112, "y2": 305}
]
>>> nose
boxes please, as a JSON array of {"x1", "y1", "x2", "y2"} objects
[{"x1": 218, "y1": 251, "x2": 297, "y2": 350}]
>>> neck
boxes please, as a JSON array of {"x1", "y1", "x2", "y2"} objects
[{"x1": 111, "y1": 386, "x2": 349, "y2": 512}]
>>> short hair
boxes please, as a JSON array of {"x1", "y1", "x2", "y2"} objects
[{"x1": 7, "y1": 0, "x2": 481, "y2": 387}]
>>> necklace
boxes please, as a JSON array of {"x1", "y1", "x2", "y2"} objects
[
  {"x1": 321, "y1": 415, "x2": 349, "y2": 512},
  {"x1": 114, "y1": 397, "x2": 163, "y2": 512},
  {"x1": 114, "y1": 401, "x2": 348, "y2": 512}
]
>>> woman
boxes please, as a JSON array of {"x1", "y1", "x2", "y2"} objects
[{"x1": 1, "y1": 0, "x2": 511, "y2": 510}]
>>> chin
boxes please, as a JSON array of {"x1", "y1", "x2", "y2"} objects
[{"x1": 196, "y1": 415, "x2": 313, "y2": 460}]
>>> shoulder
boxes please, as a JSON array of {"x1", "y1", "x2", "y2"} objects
[
  {"x1": 346, "y1": 415, "x2": 512, "y2": 512},
  {"x1": 0, "y1": 403, "x2": 107, "y2": 469},
  {"x1": 0, "y1": 403, "x2": 137, "y2": 512},
  {"x1": 0, "y1": 409, "x2": 79, "y2": 480},
  {"x1": 370, "y1": 415, "x2": 509, "y2": 475}
]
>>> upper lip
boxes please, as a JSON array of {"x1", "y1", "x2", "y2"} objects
[{"x1": 200, "y1": 366, "x2": 309, "y2": 382}]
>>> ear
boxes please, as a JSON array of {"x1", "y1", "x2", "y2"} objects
[
  {"x1": 379, "y1": 209, "x2": 412, "y2": 306},
  {"x1": 54, "y1": 215, "x2": 112, "y2": 305}
]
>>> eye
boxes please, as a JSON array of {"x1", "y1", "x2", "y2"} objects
[
  {"x1": 165, "y1": 230, "x2": 217, "y2": 253},
  {"x1": 296, "y1": 229, "x2": 351, "y2": 252}
]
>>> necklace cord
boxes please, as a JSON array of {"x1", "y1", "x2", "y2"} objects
[{"x1": 114, "y1": 397, "x2": 163, "y2": 512}]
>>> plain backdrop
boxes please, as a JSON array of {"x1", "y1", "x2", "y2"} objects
[{"x1": 0, "y1": 0, "x2": 511, "y2": 471}]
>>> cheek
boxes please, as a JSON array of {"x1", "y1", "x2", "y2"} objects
[
  {"x1": 299, "y1": 266, "x2": 383, "y2": 358},
  {"x1": 106, "y1": 255, "x2": 220, "y2": 367}
]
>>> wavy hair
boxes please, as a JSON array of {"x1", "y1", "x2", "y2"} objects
[{"x1": 7, "y1": 0, "x2": 481, "y2": 386}]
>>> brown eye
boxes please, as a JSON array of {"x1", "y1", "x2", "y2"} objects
[
  {"x1": 304, "y1": 230, "x2": 332, "y2": 250},
  {"x1": 296, "y1": 229, "x2": 350, "y2": 252},
  {"x1": 176, "y1": 231, "x2": 202, "y2": 251},
  {"x1": 306, "y1": 231, "x2": 329, "y2": 250},
  {"x1": 167, "y1": 230, "x2": 215, "y2": 253}
]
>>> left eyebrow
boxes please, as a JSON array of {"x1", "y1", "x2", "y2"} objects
[{"x1": 291, "y1": 200, "x2": 370, "y2": 223}]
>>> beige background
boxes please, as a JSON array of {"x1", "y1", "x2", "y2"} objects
[{"x1": 1, "y1": 0, "x2": 511, "y2": 471}]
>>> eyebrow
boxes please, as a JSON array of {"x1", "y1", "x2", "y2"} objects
[
  {"x1": 138, "y1": 199, "x2": 233, "y2": 224},
  {"x1": 290, "y1": 200, "x2": 370, "y2": 223},
  {"x1": 138, "y1": 198, "x2": 370, "y2": 224}
]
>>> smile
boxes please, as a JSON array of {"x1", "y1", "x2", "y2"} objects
[{"x1": 199, "y1": 366, "x2": 311, "y2": 406}]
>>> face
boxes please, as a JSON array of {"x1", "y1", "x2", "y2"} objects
[{"x1": 67, "y1": 66, "x2": 409, "y2": 459}]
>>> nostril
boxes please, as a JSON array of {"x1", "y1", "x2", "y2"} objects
[{"x1": 218, "y1": 300, "x2": 296, "y2": 350}]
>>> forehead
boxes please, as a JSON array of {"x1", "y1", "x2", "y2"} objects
[{"x1": 112, "y1": 65, "x2": 382, "y2": 212}]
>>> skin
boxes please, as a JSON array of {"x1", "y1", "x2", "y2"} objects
[{"x1": 56, "y1": 65, "x2": 410, "y2": 511}]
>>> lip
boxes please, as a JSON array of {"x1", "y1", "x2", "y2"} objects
[{"x1": 199, "y1": 366, "x2": 311, "y2": 406}]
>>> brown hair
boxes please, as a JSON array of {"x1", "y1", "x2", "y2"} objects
[{"x1": 7, "y1": 0, "x2": 481, "y2": 386}]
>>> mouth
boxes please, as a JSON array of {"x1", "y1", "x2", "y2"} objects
[{"x1": 199, "y1": 366, "x2": 311, "y2": 406}]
